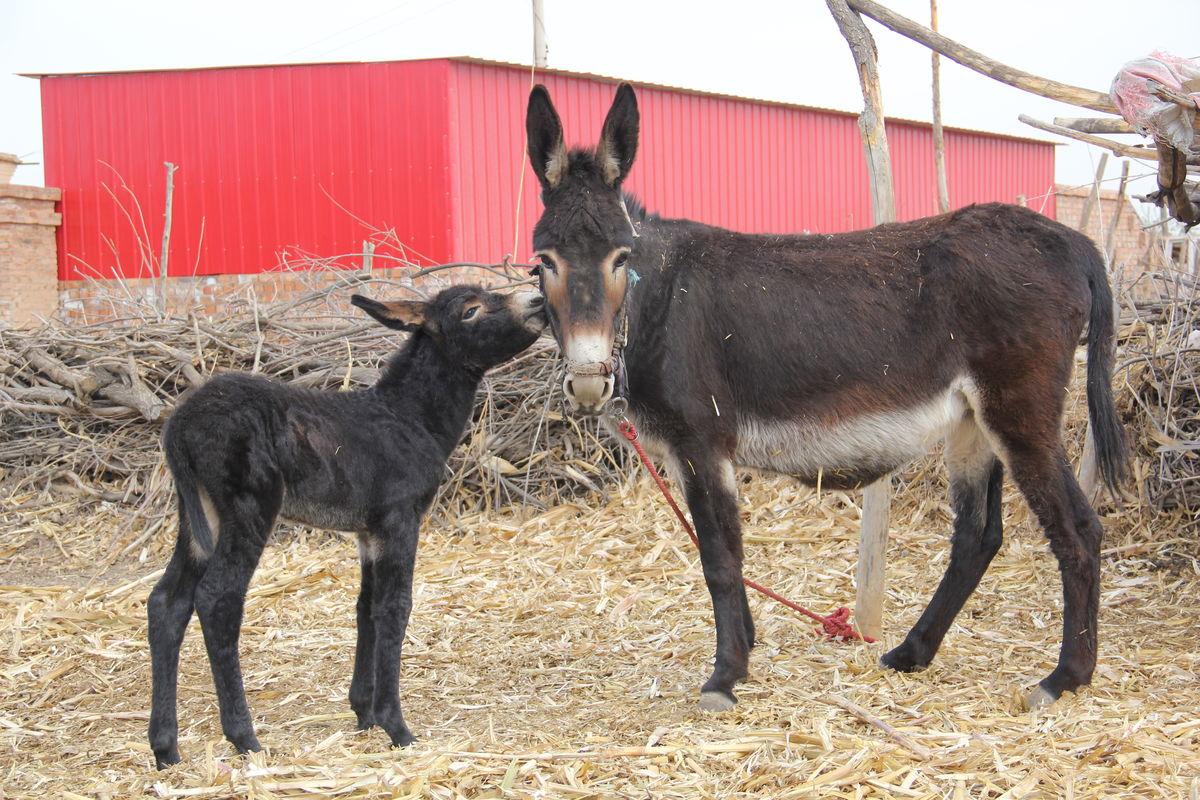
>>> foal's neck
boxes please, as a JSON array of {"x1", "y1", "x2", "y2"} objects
[{"x1": 374, "y1": 333, "x2": 482, "y2": 455}]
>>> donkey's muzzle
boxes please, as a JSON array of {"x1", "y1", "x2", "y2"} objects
[{"x1": 563, "y1": 369, "x2": 615, "y2": 415}]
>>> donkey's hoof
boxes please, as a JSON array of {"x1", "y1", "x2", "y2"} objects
[
  {"x1": 154, "y1": 747, "x2": 181, "y2": 770},
  {"x1": 1022, "y1": 685, "x2": 1060, "y2": 711},
  {"x1": 354, "y1": 712, "x2": 375, "y2": 731},
  {"x1": 879, "y1": 643, "x2": 930, "y2": 673},
  {"x1": 698, "y1": 691, "x2": 736, "y2": 713}
]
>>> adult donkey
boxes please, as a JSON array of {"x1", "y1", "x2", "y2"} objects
[{"x1": 525, "y1": 83, "x2": 1128, "y2": 712}]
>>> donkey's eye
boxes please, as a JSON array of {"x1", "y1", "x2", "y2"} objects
[
  {"x1": 613, "y1": 252, "x2": 629, "y2": 270},
  {"x1": 538, "y1": 254, "x2": 557, "y2": 273},
  {"x1": 462, "y1": 305, "x2": 479, "y2": 320}
]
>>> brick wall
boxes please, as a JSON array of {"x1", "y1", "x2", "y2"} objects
[
  {"x1": 0, "y1": 180, "x2": 62, "y2": 327},
  {"x1": 1054, "y1": 185, "x2": 1151, "y2": 281}
]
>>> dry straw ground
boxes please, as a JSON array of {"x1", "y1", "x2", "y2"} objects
[
  {"x1": 2, "y1": 466, "x2": 1198, "y2": 799},
  {"x1": 1, "y1": 265, "x2": 1197, "y2": 799}
]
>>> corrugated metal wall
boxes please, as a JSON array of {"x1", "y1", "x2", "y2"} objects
[
  {"x1": 40, "y1": 57, "x2": 1056, "y2": 280},
  {"x1": 42, "y1": 60, "x2": 456, "y2": 280},
  {"x1": 450, "y1": 60, "x2": 1056, "y2": 263}
]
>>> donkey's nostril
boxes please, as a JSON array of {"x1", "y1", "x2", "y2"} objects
[
  {"x1": 565, "y1": 378, "x2": 575, "y2": 397},
  {"x1": 529, "y1": 294, "x2": 545, "y2": 308}
]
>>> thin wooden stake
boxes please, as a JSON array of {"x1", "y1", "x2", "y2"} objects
[{"x1": 158, "y1": 161, "x2": 178, "y2": 315}]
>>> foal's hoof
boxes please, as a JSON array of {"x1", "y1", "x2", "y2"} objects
[
  {"x1": 1022, "y1": 684, "x2": 1060, "y2": 711},
  {"x1": 389, "y1": 728, "x2": 416, "y2": 748},
  {"x1": 698, "y1": 690, "x2": 736, "y2": 713},
  {"x1": 354, "y1": 712, "x2": 375, "y2": 731},
  {"x1": 153, "y1": 747, "x2": 181, "y2": 771},
  {"x1": 230, "y1": 733, "x2": 262, "y2": 755},
  {"x1": 879, "y1": 642, "x2": 930, "y2": 673}
]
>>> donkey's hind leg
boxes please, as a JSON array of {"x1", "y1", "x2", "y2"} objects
[
  {"x1": 193, "y1": 487, "x2": 279, "y2": 754},
  {"x1": 977, "y1": 392, "x2": 1103, "y2": 709},
  {"x1": 148, "y1": 514, "x2": 206, "y2": 769},
  {"x1": 882, "y1": 416, "x2": 1003, "y2": 673}
]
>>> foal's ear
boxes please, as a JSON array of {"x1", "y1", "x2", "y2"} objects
[
  {"x1": 597, "y1": 83, "x2": 639, "y2": 187},
  {"x1": 527, "y1": 85, "x2": 567, "y2": 191},
  {"x1": 351, "y1": 294, "x2": 427, "y2": 332}
]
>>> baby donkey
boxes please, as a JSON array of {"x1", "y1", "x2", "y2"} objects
[{"x1": 147, "y1": 285, "x2": 546, "y2": 769}]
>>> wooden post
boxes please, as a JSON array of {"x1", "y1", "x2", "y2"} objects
[
  {"x1": 532, "y1": 0, "x2": 548, "y2": 68},
  {"x1": 930, "y1": 0, "x2": 949, "y2": 214},
  {"x1": 826, "y1": 0, "x2": 895, "y2": 641},
  {"x1": 1077, "y1": 153, "x2": 1109, "y2": 233},
  {"x1": 159, "y1": 161, "x2": 178, "y2": 315},
  {"x1": 1104, "y1": 160, "x2": 1131, "y2": 263}
]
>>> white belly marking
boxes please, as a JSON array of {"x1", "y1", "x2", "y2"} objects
[{"x1": 735, "y1": 380, "x2": 974, "y2": 478}]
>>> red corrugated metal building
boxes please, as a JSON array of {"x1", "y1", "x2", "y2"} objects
[{"x1": 33, "y1": 57, "x2": 1057, "y2": 281}]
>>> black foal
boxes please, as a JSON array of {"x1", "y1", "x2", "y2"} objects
[{"x1": 147, "y1": 285, "x2": 545, "y2": 769}]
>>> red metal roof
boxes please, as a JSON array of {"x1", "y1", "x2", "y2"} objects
[{"x1": 37, "y1": 57, "x2": 1057, "y2": 281}]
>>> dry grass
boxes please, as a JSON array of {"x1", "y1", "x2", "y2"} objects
[{"x1": 2, "y1": 468, "x2": 1197, "y2": 799}]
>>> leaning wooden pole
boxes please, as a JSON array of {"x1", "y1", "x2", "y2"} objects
[
  {"x1": 825, "y1": 0, "x2": 895, "y2": 641},
  {"x1": 930, "y1": 0, "x2": 949, "y2": 214},
  {"x1": 846, "y1": 0, "x2": 1116, "y2": 113}
]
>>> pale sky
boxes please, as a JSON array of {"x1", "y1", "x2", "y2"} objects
[{"x1": 2, "y1": 0, "x2": 1197, "y2": 204}]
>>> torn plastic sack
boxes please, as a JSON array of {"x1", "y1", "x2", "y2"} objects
[{"x1": 1109, "y1": 51, "x2": 1200, "y2": 152}]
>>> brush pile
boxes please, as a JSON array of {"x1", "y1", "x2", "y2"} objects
[
  {"x1": 1118, "y1": 269, "x2": 1200, "y2": 529},
  {"x1": 0, "y1": 270, "x2": 628, "y2": 530}
]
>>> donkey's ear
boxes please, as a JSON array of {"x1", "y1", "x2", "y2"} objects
[
  {"x1": 351, "y1": 294, "x2": 427, "y2": 332},
  {"x1": 527, "y1": 85, "x2": 567, "y2": 191},
  {"x1": 596, "y1": 83, "x2": 639, "y2": 187}
]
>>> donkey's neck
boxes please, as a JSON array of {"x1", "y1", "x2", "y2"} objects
[{"x1": 374, "y1": 333, "x2": 481, "y2": 454}]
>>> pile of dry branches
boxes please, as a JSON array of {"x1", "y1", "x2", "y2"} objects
[
  {"x1": 0, "y1": 270, "x2": 628, "y2": 532},
  {"x1": 1118, "y1": 268, "x2": 1200, "y2": 527}
]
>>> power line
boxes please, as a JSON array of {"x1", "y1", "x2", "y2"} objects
[{"x1": 280, "y1": 1, "x2": 421, "y2": 60}]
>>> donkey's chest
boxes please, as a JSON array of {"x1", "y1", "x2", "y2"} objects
[{"x1": 734, "y1": 388, "x2": 970, "y2": 487}]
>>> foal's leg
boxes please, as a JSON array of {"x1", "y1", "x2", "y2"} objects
[
  {"x1": 368, "y1": 519, "x2": 419, "y2": 747},
  {"x1": 193, "y1": 490, "x2": 278, "y2": 753},
  {"x1": 677, "y1": 450, "x2": 752, "y2": 711},
  {"x1": 349, "y1": 543, "x2": 376, "y2": 730},
  {"x1": 148, "y1": 516, "x2": 206, "y2": 769},
  {"x1": 882, "y1": 417, "x2": 1003, "y2": 672}
]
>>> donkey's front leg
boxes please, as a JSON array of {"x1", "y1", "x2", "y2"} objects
[
  {"x1": 679, "y1": 453, "x2": 751, "y2": 711},
  {"x1": 368, "y1": 521, "x2": 419, "y2": 747}
]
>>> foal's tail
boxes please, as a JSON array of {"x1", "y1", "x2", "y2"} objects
[
  {"x1": 163, "y1": 421, "x2": 215, "y2": 558},
  {"x1": 1080, "y1": 241, "x2": 1131, "y2": 497}
]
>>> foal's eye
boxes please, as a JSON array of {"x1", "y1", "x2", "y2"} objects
[
  {"x1": 462, "y1": 306, "x2": 479, "y2": 320},
  {"x1": 613, "y1": 252, "x2": 629, "y2": 271}
]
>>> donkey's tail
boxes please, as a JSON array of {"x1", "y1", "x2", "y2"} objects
[
  {"x1": 163, "y1": 422, "x2": 215, "y2": 558},
  {"x1": 1081, "y1": 240, "x2": 1131, "y2": 497}
]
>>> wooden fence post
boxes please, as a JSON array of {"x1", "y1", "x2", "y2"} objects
[{"x1": 825, "y1": 0, "x2": 897, "y2": 641}]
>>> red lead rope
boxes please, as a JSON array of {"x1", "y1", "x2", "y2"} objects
[{"x1": 617, "y1": 418, "x2": 874, "y2": 643}]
